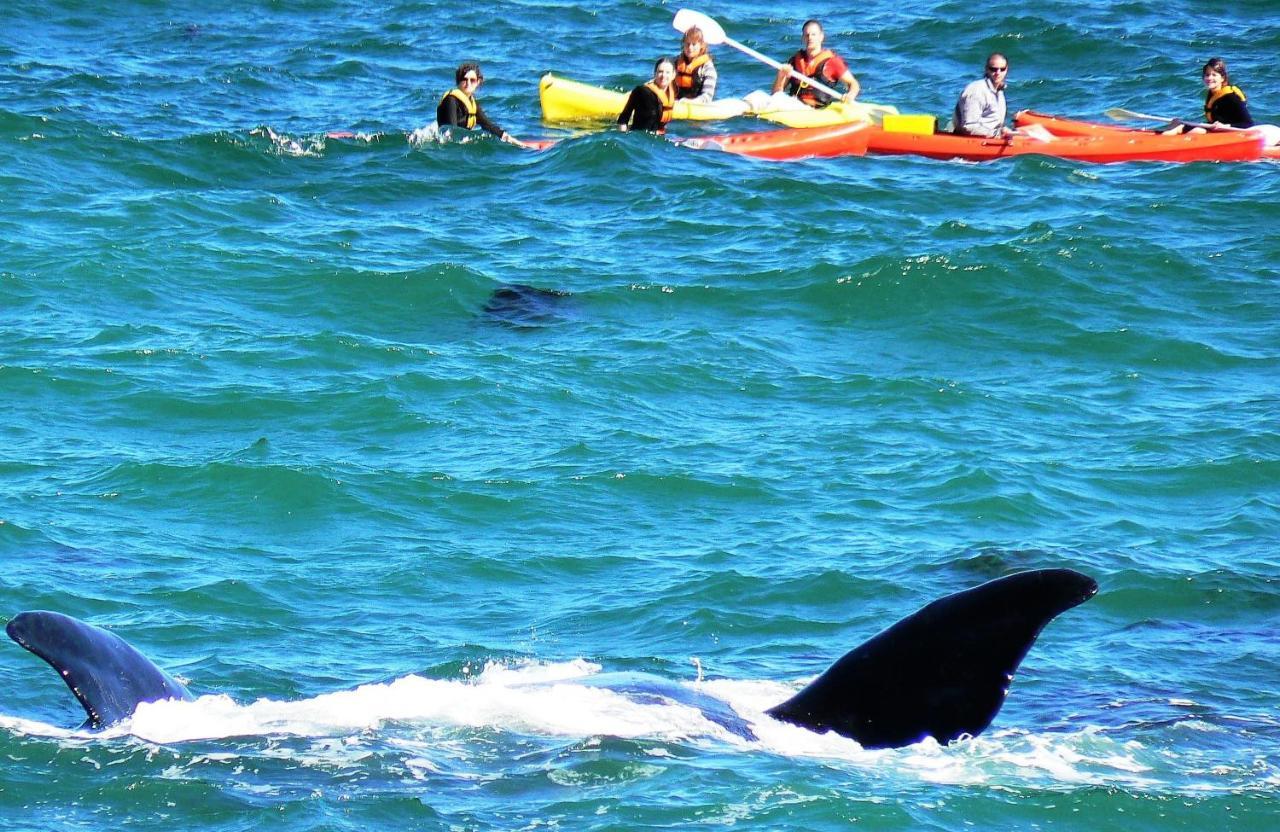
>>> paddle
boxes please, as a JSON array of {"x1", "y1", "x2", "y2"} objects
[
  {"x1": 1104, "y1": 107, "x2": 1213, "y2": 131},
  {"x1": 672, "y1": 8, "x2": 848, "y2": 104}
]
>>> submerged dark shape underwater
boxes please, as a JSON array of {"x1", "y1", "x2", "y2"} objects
[
  {"x1": 5, "y1": 568, "x2": 1097, "y2": 749},
  {"x1": 481, "y1": 283, "x2": 574, "y2": 328}
]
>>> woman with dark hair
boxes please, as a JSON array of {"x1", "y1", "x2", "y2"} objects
[
  {"x1": 1194, "y1": 57, "x2": 1252, "y2": 129},
  {"x1": 618, "y1": 58, "x2": 677, "y2": 133},
  {"x1": 1164, "y1": 57, "x2": 1280, "y2": 147},
  {"x1": 436, "y1": 62, "x2": 528, "y2": 147}
]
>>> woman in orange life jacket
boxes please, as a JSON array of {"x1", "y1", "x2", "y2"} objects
[
  {"x1": 435, "y1": 62, "x2": 529, "y2": 147},
  {"x1": 673, "y1": 27, "x2": 718, "y2": 104},
  {"x1": 771, "y1": 19, "x2": 860, "y2": 107},
  {"x1": 1162, "y1": 57, "x2": 1280, "y2": 146},
  {"x1": 618, "y1": 58, "x2": 677, "y2": 133}
]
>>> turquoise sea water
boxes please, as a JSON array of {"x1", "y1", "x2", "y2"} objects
[{"x1": 2, "y1": 1, "x2": 1278, "y2": 829}]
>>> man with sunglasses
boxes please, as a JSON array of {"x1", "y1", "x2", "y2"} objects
[
  {"x1": 436, "y1": 62, "x2": 528, "y2": 147},
  {"x1": 952, "y1": 54, "x2": 1013, "y2": 137}
]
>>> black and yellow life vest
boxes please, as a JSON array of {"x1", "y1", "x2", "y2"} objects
[
  {"x1": 1204, "y1": 84, "x2": 1245, "y2": 123},
  {"x1": 441, "y1": 88, "x2": 477, "y2": 129},
  {"x1": 675, "y1": 53, "x2": 710, "y2": 99},
  {"x1": 644, "y1": 81, "x2": 675, "y2": 125},
  {"x1": 785, "y1": 49, "x2": 837, "y2": 107}
]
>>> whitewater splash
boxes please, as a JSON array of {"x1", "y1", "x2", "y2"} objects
[{"x1": 0, "y1": 659, "x2": 1159, "y2": 789}]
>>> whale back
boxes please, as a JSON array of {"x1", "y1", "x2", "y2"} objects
[
  {"x1": 6, "y1": 610, "x2": 193, "y2": 729},
  {"x1": 766, "y1": 568, "x2": 1098, "y2": 749}
]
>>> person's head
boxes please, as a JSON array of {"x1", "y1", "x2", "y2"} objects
[
  {"x1": 984, "y1": 53, "x2": 1009, "y2": 87},
  {"x1": 1202, "y1": 57, "x2": 1229, "y2": 90},
  {"x1": 653, "y1": 57, "x2": 676, "y2": 88},
  {"x1": 801, "y1": 20, "x2": 825, "y2": 55},
  {"x1": 682, "y1": 27, "x2": 707, "y2": 59},
  {"x1": 455, "y1": 62, "x2": 483, "y2": 92}
]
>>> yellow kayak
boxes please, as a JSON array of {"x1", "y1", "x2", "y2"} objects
[
  {"x1": 539, "y1": 73, "x2": 897, "y2": 128},
  {"x1": 539, "y1": 73, "x2": 748, "y2": 122}
]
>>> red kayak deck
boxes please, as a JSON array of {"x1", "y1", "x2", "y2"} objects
[{"x1": 1015, "y1": 111, "x2": 1278, "y2": 160}]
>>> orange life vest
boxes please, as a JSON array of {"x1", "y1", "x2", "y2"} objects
[
  {"x1": 786, "y1": 49, "x2": 837, "y2": 107},
  {"x1": 675, "y1": 53, "x2": 711, "y2": 98},
  {"x1": 644, "y1": 81, "x2": 675, "y2": 126}
]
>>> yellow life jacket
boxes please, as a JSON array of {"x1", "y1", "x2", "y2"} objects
[
  {"x1": 675, "y1": 53, "x2": 710, "y2": 96},
  {"x1": 441, "y1": 88, "x2": 477, "y2": 129},
  {"x1": 1204, "y1": 85, "x2": 1245, "y2": 122},
  {"x1": 644, "y1": 81, "x2": 675, "y2": 125}
]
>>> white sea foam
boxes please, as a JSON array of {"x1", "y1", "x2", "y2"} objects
[{"x1": 1, "y1": 660, "x2": 1167, "y2": 789}]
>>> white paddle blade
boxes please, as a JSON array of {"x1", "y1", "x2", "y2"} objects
[
  {"x1": 673, "y1": 9, "x2": 726, "y2": 45},
  {"x1": 1104, "y1": 107, "x2": 1173, "y2": 123}
]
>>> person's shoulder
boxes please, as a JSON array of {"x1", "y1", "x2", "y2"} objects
[{"x1": 961, "y1": 77, "x2": 989, "y2": 95}]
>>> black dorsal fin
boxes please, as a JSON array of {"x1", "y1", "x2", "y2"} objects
[{"x1": 766, "y1": 568, "x2": 1098, "y2": 749}]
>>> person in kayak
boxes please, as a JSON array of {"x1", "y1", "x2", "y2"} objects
[
  {"x1": 674, "y1": 26, "x2": 718, "y2": 103},
  {"x1": 618, "y1": 58, "x2": 676, "y2": 133},
  {"x1": 771, "y1": 19, "x2": 860, "y2": 107},
  {"x1": 1160, "y1": 58, "x2": 1280, "y2": 147},
  {"x1": 436, "y1": 63, "x2": 529, "y2": 147},
  {"x1": 953, "y1": 53, "x2": 1014, "y2": 138}
]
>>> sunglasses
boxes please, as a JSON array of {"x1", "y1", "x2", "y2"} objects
[{"x1": 986, "y1": 65, "x2": 1008, "y2": 73}]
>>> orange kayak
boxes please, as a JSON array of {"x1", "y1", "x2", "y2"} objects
[
  {"x1": 862, "y1": 124, "x2": 1264, "y2": 163},
  {"x1": 679, "y1": 119, "x2": 1262, "y2": 163},
  {"x1": 678, "y1": 121, "x2": 871, "y2": 161},
  {"x1": 1014, "y1": 111, "x2": 1278, "y2": 160}
]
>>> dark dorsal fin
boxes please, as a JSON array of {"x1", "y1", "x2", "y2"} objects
[
  {"x1": 766, "y1": 568, "x2": 1098, "y2": 749},
  {"x1": 6, "y1": 611, "x2": 194, "y2": 729}
]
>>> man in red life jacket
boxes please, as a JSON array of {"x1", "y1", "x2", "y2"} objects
[{"x1": 771, "y1": 19, "x2": 860, "y2": 108}]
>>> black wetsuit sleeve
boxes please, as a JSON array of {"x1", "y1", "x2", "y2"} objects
[
  {"x1": 618, "y1": 86, "x2": 661, "y2": 131},
  {"x1": 472, "y1": 102, "x2": 506, "y2": 138},
  {"x1": 1211, "y1": 92, "x2": 1253, "y2": 128}
]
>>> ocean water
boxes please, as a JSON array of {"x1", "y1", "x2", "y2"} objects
[{"x1": 1, "y1": 1, "x2": 1278, "y2": 829}]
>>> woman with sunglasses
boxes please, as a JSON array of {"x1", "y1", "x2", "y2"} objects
[
  {"x1": 436, "y1": 63, "x2": 529, "y2": 147},
  {"x1": 952, "y1": 54, "x2": 1013, "y2": 138}
]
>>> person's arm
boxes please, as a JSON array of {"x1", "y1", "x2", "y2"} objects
[
  {"x1": 837, "y1": 69, "x2": 859, "y2": 102},
  {"x1": 472, "y1": 102, "x2": 506, "y2": 138},
  {"x1": 474, "y1": 101, "x2": 529, "y2": 146},
  {"x1": 772, "y1": 62, "x2": 791, "y2": 94},
  {"x1": 691, "y1": 60, "x2": 718, "y2": 103},
  {"x1": 618, "y1": 88, "x2": 640, "y2": 130}
]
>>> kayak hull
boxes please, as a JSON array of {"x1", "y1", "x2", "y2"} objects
[
  {"x1": 1016, "y1": 111, "x2": 1280, "y2": 160},
  {"x1": 681, "y1": 121, "x2": 871, "y2": 160}
]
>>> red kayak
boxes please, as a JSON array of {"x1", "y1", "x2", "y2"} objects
[
  {"x1": 862, "y1": 124, "x2": 1264, "y2": 163},
  {"x1": 1014, "y1": 111, "x2": 1278, "y2": 160},
  {"x1": 681, "y1": 119, "x2": 1262, "y2": 163}
]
